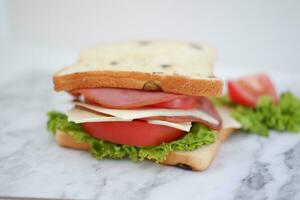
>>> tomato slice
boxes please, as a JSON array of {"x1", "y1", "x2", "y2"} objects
[
  {"x1": 228, "y1": 73, "x2": 277, "y2": 107},
  {"x1": 82, "y1": 121, "x2": 184, "y2": 146}
]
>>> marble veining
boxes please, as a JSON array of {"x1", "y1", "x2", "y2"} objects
[
  {"x1": 234, "y1": 161, "x2": 273, "y2": 200},
  {"x1": 274, "y1": 142, "x2": 300, "y2": 200},
  {"x1": 0, "y1": 70, "x2": 300, "y2": 200}
]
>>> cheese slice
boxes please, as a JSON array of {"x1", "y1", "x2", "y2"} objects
[
  {"x1": 148, "y1": 120, "x2": 191, "y2": 132},
  {"x1": 67, "y1": 106, "x2": 241, "y2": 132},
  {"x1": 74, "y1": 101, "x2": 219, "y2": 125},
  {"x1": 67, "y1": 107, "x2": 192, "y2": 131},
  {"x1": 67, "y1": 107, "x2": 128, "y2": 123},
  {"x1": 216, "y1": 107, "x2": 242, "y2": 129}
]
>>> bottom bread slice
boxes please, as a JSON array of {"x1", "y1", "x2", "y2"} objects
[
  {"x1": 55, "y1": 128, "x2": 234, "y2": 171},
  {"x1": 162, "y1": 128, "x2": 234, "y2": 170}
]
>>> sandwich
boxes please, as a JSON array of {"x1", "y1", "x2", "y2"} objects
[{"x1": 47, "y1": 40, "x2": 242, "y2": 171}]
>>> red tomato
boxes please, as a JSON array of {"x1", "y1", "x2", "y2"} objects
[
  {"x1": 228, "y1": 73, "x2": 277, "y2": 107},
  {"x1": 148, "y1": 96, "x2": 201, "y2": 109},
  {"x1": 82, "y1": 121, "x2": 184, "y2": 146}
]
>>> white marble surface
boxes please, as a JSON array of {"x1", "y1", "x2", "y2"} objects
[{"x1": 0, "y1": 40, "x2": 300, "y2": 200}]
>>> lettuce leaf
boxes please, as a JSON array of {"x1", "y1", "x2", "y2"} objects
[
  {"x1": 47, "y1": 112, "x2": 216, "y2": 163},
  {"x1": 209, "y1": 95, "x2": 234, "y2": 107},
  {"x1": 213, "y1": 92, "x2": 300, "y2": 137}
]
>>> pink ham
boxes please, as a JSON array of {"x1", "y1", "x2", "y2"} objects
[
  {"x1": 143, "y1": 97, "x2": 222, "y2": 130},
  {"x1": 71, "y1": 88, "x2": 185, "y2": 109},
  {"x1": 71, "y1": 88, "x2": 222, "y2": 130}
]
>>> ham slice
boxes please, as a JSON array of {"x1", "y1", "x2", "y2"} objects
[
  {"x1": 71, "y1": 88, "x2": 222, "y2": 130},
  {"x1": 72, "y1": 88, "x2": 184, "y2": 109},
  {"x1": 143, "y1": 97, "x2": 222, "y2": 130}
]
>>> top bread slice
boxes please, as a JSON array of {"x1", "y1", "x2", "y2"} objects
[{"x1": 54, "y1": 40, "x2": 223, "y2": 96}]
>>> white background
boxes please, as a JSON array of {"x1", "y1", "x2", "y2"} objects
[
  {"x1": 0, "y1": 0, "x2": 299, "y2": 85},
  {"x1": 0, "y1": 0, "x2": 300, "y2": 68}
]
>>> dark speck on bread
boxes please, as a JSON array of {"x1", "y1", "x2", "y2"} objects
[
  {"x1": 138, "y1": 40, "x2": 151, "y2": 46},
  {"x1": 189, "y1": 43, "x2": 202, "y2": 50},
  {"x1": 110, "y1": 61, "x2": 118, "y2": 66},
  {"x1": 161, "y1": 64, "x2": 172, "y2": 68},
  {"x1": 54, "y1": 40, "x2": 223, "y2": 96},
  {"x1": 142, "y1": 80, "x2": 161, "y2": 91},
  {"x1": 177, "y1": 163, "x2": 193, "y2": 170},
  {"x1": 153, "y1": 72, "x2": 164, "y2": 75}
]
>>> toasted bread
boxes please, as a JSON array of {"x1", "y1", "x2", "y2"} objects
[
  {"x1": 162, "y1": 128, "x2": 234, "y2": 170},
  {"x1": 55, "y1": 128, "x2": 234, "y2": 171},
  {"x1": 55, "y1": 130, "x2": 90, "y2": 150},
  {"x1": 53, "y1": 40, "x2": 223, "y2": 96}
]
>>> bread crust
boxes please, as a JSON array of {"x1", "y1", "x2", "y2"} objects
[
  {"x1": 162, "y1": 128, "x2": 234, "y2": 170},
  {"x1": 54, "y1": 128, "x2": 234, "y2": 171},
  {"x1": 53, "y1": 71, "x2": 223, "y2": 97},
  {"x1": 55, "y1": 130, "x2": 89, "y2": 150}
]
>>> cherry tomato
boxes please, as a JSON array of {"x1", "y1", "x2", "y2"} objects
[{"x1": 228, "y1": 73, "x2": 277, "y2": 107}]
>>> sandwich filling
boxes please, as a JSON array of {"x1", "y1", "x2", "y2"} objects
[{"x1": 47, "y1": 88, "x2": 240, "y2": 162}]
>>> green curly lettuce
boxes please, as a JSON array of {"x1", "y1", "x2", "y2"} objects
[
  {"x1": 212, "y1": 92, "x2": 300, "y2": 137},
  {"x1": 47, "y1": 112, "x2": 216, "y2": 163},
  {"x1": 209, "y1": 95, "x2": 234, "y2": 107}
]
